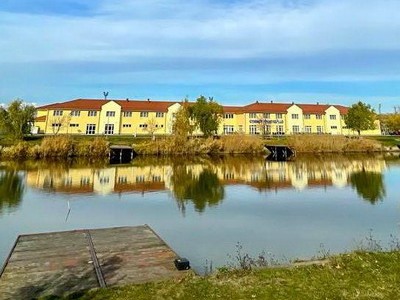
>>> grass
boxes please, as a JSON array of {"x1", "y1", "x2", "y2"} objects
[
  {"x1": 367, "y1": 135, "x2": 400, "y2": 147},
  {"x1": 66, "y1": 250, "x2": 400, "y2": 300}
]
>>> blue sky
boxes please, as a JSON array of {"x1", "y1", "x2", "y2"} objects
[{"x1": 0, "y1": 0, "x2": 399, "y2": 112}]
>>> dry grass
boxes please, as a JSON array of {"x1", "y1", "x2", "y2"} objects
[
  {"x1": 75, "y1": 137, "x2": 110, "y2": 157},
  {"x1": 286, "y1": 135, "x2": 381, "y2": 153},
  {"x1": 134, "y1": 135, "x2": 265, "y2": 155},
  {"x1": 40, "y1": 136, "x2": 75, "y2": 158}
]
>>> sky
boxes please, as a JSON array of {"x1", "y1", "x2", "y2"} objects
[{"x1": 0, "y1": 0, "x2": 399, "y2": 112}]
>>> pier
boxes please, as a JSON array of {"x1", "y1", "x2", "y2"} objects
[{"x1": 0, "y1": 225, "x2": 191, "y2": 299}]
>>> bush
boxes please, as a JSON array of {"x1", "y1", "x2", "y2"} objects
[
  {"x1": 40, "y1": 136, "x2": 75, "y2": 158},
  {"x1": 0, "y1": 142, "x2": 31, "y2": 159},
  {"x1": 76, "y1": 137, "x2": 110, "y2": 158}
]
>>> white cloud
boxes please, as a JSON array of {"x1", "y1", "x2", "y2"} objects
[{"x1": 1, "y1": 0, "x2": 399, "y2": 63}]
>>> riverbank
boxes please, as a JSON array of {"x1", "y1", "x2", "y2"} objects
[
  {"x1": 71, "y1": 250, "x2": 400, "y2": 300},
  {"x1": 0, "y1": 134, "x2": 399, "y2": 159}
]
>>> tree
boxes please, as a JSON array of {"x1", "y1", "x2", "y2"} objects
[
  {"x1": 172, "y1": 101, "x2": 194, "y2": 141},
  {"x1": 49, "y1": 114, "x2": 71, "y2": 135},
  {"x1": 189, "y1": 96, "x2": 223, "y2": 137},
  {"x1": 0, "y1": 99, "x2": 36, "y2": 140},
  {"x1": 385, "y1": 114, "x2": 400, "y2": 133},
  {"x1": 344, "y1": 101, "x2": 376, "y2": 135},
  {"x1": 145, "y1": 117, "x2": 160, "y2": 140}
]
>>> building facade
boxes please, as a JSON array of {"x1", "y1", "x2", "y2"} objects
[{"x1": 33, "y1": 98, "x2": 381, "y2": 136}]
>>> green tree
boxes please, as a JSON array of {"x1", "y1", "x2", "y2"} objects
[
  {"x1": 0, "y1": 99, "x2": 36, "y2": 140},
  {"x1": 172, "y1": 100, "x2": 194, "y2": 141},
  {"x1": 344, "y1": 101, "x2": 376, "y2": 136},
  {"x1": 349, "y1": 170, "x2": 385, "y2": 204},
  {"x1": 385, "y1": 114, "x2": 400, "y2": 133},
  {"x1": 189, "y1": 96, "x2": 223, "y2": 137}
]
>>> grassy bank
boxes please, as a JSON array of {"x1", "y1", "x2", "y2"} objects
[
  {"x1": 68, "y1": 250, "x2": 400, "y2": 300},
  {"x1": 0, "y1": 134, "x2": 398, "y2": 159}
]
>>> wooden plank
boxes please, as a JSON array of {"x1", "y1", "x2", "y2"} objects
[{"x1": 0, "y1": 226, "x2": 191, "y2": 300}]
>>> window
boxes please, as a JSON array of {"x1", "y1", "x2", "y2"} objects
[
  {"x1": 304, "y1": 114, "x2": 311, "y2": 119},
  {"x1": 123, "y1": 111, "x2": 132, "y2": 117},
  {"x1": 88, "y1": 111, "x2": 97, "y2": 117},
  {"x1": 291, "y1": 114, "x2": 299, "y2": 119},
  {"x1": 69, "y1": 123, "x2": 79, "y2": 127},
  {"x1": 317, "y1": 126, "x2": 324, "y2": 134},
  {"x1": 263, "y1": 113, "x2": 270, "y2": 119},
  {"x1": 53, "y1": 110, "x2": 63, "y2": 116},
  {"x1": 316, "y1": 114, "x2": 322, "y2": 120},
  {"x1": 122, "y1": 124, "x2": 132, "y2": 128},
  {"x1": 331, "y1": 126, "x2": 338, "y2": 129},
  {"x1": 70, "y1": 110, "x2": 80, "y2": 117},
  {"x1": 52, "y1": 123, "x2": 61, "y2": 127},
  {"x1": 249, "y1": 125, "x2": 258, "y2": 134},
  {"x1": 80, "y1": 177, "x2": 90, "y2": 186},
  {"x1": 118, "y1": 176, "x2": 128, "y2": 184},
  {"x1": 238, "y1": 125, "x2": 243, "y2": 132},
  {"x1": 329, "y1": 115, "x2": 337, "y2": 120},
  {"x1": 156, "y1": 112, "x2": 164, "y2": 118},
  {"x1": 139, "y1": 124, "x2": 148, "y2": 128},
  {"x1": 292, "y1": 125, "x2": 300, "y2": 133},
  {"x1": 223, "y1": 125, "x2": 234, "y2": 134},
  {"x1": 106, "y1": 111, "x2": 115, "y2": 117},
  {"x1": 305, "y1": 126, "x2": 312, "y2": 133},
  {"x1": 276, "y1": 113, "x2": 283, "y2": 119},
  {"x1": 86, "y1": 124, "x2": 96, "y2": 135},
  {"x1": 224, "y1": 113, "x2": 234, "y2": 119},
  {"x1": 140, "y1": 112, "x2": 148, "y2": 117},
  {"x1": 249, "y1": 113, "x2": 257, "y2": 119},
  {"x1": 276, "y1": 125, "x2": 284, "y2": 134},
  {"x1": 104, "y1": 124, "x2": 114, "y2": 135}
]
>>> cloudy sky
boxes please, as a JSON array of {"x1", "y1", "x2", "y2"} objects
[{"x1": 0, "y1": 0, "x2": 399, "y2": 111}]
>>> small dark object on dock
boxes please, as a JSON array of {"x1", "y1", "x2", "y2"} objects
[
  {"x1": 174, "y1": 258, "x2": 190, "y2": 270},
  {"x1": 265, "y1": 145, "x2": 295, "y2": 161}
]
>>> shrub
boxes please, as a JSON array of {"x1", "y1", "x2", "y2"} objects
[
  {"x1": 76, "y1": 137, "x2": 110, "y2": 158},
  {"x1": 40, "y1": 136, "x2": 75, "y2": 158},
  {"x1": 0, "y1": 142, "x2": 31, "y2": 159}
]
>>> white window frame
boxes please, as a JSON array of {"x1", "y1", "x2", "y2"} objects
[
  {"x1": 304, "y1": 114, "x2": 311, "y2": 119},
  {"x1": 291, "y1": 114, "x2": 299, "y2": 119},
  {"x1": 106, "y1": 111, "x2": 115, "y2": 117},
  {"x1": 70, "y1": 110, "x2": 80, "y2": 117},
  {"x1": 156, "y1": 112, "x2": 164, "y2": 118},
  {"x1": 88, "y1": 111, "x2": 97, "y2": 117},
  {"x1": 305, "y1": 126, "x2": 312, "y2": 133},
  {"x1": 53, "y1": 110, "x2": 63, "y2": 116},
  {"x1": 86, "y1": 124, "x2": 96, "y2": 135},
  {"x1": 104, "y1": 124, "x2": 114, "y2": 135},
  {"x1": 123, "y1": 111, "x2": 132, "y2": 117},
  {"x1": 329, "y1": 115, "x2": 337, "y2": 120},
  {"x1": 292, "y1": 125, "x2": 300, "y2": 133},
  {"x1": 140, "y1": 112, "x2": 149, "y2": 118}
]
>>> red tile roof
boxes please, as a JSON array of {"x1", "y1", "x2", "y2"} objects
[
  {"x1": 222, "y1": 106, "x2": 243, "y2": 113},
  {"x1": 297, "y1": 104, "x2": 330, "y2": 114},
  {"x1": 36, "y1": 98, "x2": 177, "y2": 112},
  {"x1": 334, "y1": 105, "x2": 349, "y2": 114},
  {"x1": 243, "y1": 102, "x2": 292, "y2": 113},
  {"x1": 34, "y1": 115, "x2": 47, "y2": 122}
]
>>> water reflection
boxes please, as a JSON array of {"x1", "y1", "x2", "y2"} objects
[
  {"x1": 350, "y1": 171, "x2": 386, "y2": 204},
  {"x1": 12, "y1": 155, "x2": 391, "y2": 210},
  {"x1": 171, "y1": 165, "x2": 224, "y2": 214},
  {"x1": 0, "y1": 170, "x2": 25, "y2": 213}
]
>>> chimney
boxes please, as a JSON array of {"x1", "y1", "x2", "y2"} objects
[
  {"x1": 292, "y1": 101, "x2": 294, "y2": 104},
  {"x1": 270, "y1": 100, "x2": 273, "y2": 103},
  {"x1": 317, "y1": 102, "x2": 319, "y2": 105},
  {"x1": 256, "y1": 100, "x2": 259, "y2": 104},
  {"x1": 126, "y1": 98, "x2": 129, "y2": 102},
  {"x1": 147, "y1": 98, "x2": 150, "y2": 102}
]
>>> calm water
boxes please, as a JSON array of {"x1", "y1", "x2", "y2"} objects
[{"x1": 1, "y1": 154, "x2": 399, "y2": 272}]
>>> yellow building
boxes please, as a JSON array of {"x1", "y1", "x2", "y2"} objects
[{"x1": 34, "y1": 98, "x2": 381, "y2": 136}]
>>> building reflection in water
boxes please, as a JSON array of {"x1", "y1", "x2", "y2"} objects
[{"x1": 25, "y1": 155, "x2": 388, "y2": 206}]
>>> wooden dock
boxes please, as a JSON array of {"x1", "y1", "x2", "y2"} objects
[{"x1": 0, "y1": 225, "x2": 191, "y2": 299}]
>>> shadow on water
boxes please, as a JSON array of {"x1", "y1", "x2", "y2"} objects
[
  {"x1": 0, "y1": 170, "x2": 25, "y2": 214},
  {"x1": 349, "y1": 171, "x2": 386, "y2": 204}
]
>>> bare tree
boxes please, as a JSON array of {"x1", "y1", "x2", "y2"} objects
[
  {"x1": 145, "y1": 117, "x2": 160, "y2": 140},
  {"x1": 49, "y1": 115, "x2": 71, "y2": 135}
]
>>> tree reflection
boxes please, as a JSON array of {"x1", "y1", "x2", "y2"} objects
[
  {"x1": 0, "y1": 170, "x2": 24, "y2": 213},
  {"x1": 349, "y1": 170, "x2": 385, "y2": 204},
  {"x1": 171, "y1": 165, "x2": 224, "y2": 214}
]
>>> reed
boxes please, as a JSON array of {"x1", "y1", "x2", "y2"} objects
[
  {"x1": 286, "y1": 134, "x2": 380, "y2": 152},
  {"x1": 75, "y1": 137, "x2": 110, "y2": 158},
  {"x1": 40, "y1": 136, "x2": 75, "y2": 158}
]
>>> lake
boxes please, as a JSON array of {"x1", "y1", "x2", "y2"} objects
[{"x1": 1, "y1": 154, "x2": 399, "y2": 273}]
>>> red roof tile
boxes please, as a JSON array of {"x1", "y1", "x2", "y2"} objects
[
  {"x1": 243, "y1": 102, "x2": 292, "y2": 113},
  {"x1": 36, "y1": 98, "x2": 177, "y2": 112},
  {"x1": 222, "y1": 106, "x2": 243, "y2": 113},
  {"x1": 34, "y1": 115, "x2": 46, "y2": 122},
  {"x1": 334, "y1": 105, "x2": 349, "y2": 114},
  {"x1": 297, "y1": 104, "x2": 330, "y2": 114}
]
